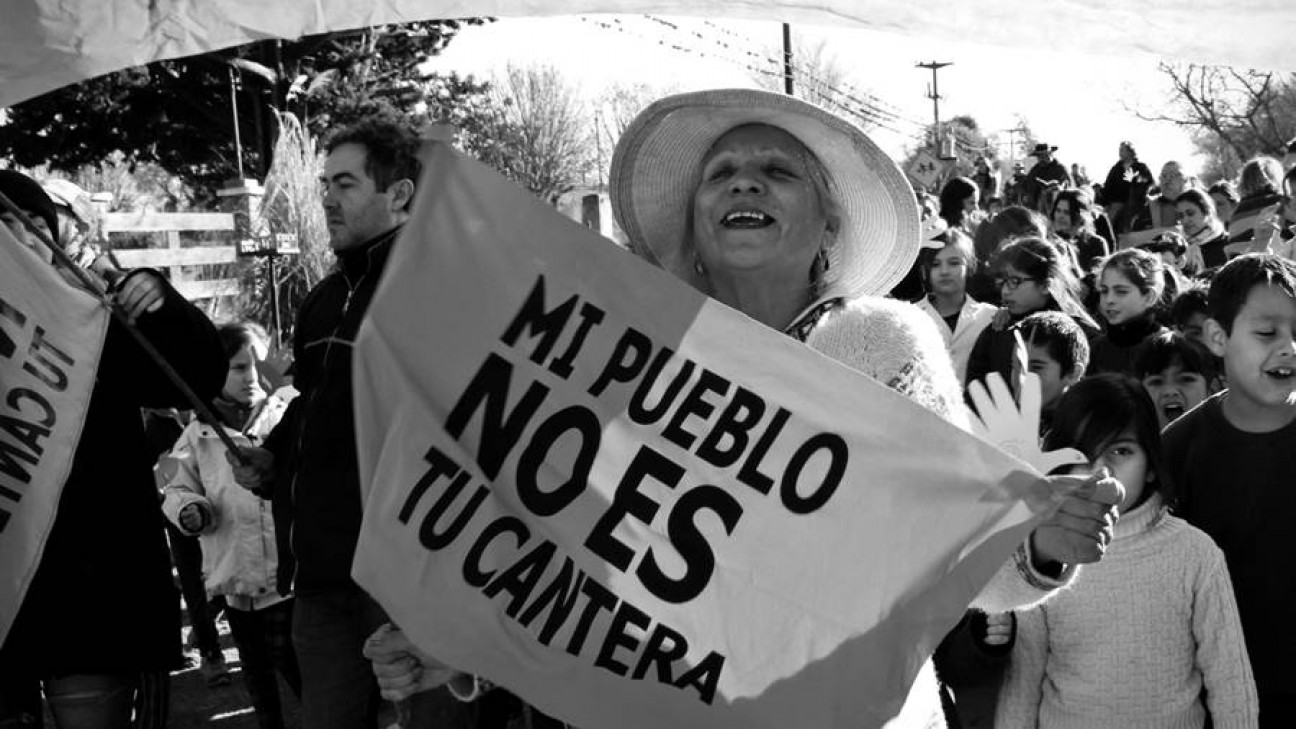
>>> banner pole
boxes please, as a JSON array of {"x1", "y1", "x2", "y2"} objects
[{"x1": 0, "y1": 189, "x2": 250, "y2": 464}]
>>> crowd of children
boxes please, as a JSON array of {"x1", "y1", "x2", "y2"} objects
[{"x1": 918, "y1": 151, "x2": 1296, "y2": 728}]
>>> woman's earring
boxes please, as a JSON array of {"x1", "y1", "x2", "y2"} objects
[
  {"x1": 693, "y1": 253, "x2": 706, "y2": 277},
  {"x1": 817, "y1": 247, "x2": 831, "y2": 272}
]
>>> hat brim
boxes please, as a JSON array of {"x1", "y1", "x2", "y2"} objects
[{"x1": 610, "y1": 89, "x2": 919, "y2": 300}]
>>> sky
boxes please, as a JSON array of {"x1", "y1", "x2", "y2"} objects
[{"x1": 426, "y1": 15, "x2": 1204, "y2": 181}]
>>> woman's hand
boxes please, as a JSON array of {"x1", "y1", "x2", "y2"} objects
[
  {"x1": 1030, "y1": 469, "x2": 1124, "y2": 568},
  {"x1": 364, "y1": 624, "x2": 462, "y2": 702}
]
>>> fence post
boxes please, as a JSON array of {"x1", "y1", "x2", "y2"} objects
[{"x1": 217, "y1": 178, "x2": 266, "y2": 246}]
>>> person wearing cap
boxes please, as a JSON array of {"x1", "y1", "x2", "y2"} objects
[
  {"x1": 0, "y1": 169, "x2": 225, "y2": 728},
  {"x1": 1098, "y1": 141, "x2": 1154, "y2": 234},
  {"x1": 1021, "y1": 143, "x2": 1071, "y2": 215},
  {"x1": 365, "y1": 89, "x2": 1124, "y2": 728}
]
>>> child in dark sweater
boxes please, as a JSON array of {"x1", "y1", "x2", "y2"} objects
[{"x1": 1164, "y1": 254, "x2": 1296, "y2": 726}]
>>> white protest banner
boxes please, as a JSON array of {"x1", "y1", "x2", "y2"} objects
[
  {"x1": 352, "y1": 144, "x2": 1063, "y2": 728},
  {"x1": 3, "y1": 0, "x2": 1294, "y2": 109},
  {"x1": 0, "y1": 228, "x2": 109, "y2": 646}
]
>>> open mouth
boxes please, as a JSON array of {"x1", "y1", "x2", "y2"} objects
[
  {"x1": 720, "y1": 209, "x2": 775, "y2": 229},
  {"x1": 1265, "y1": 366, "x2": 1295, "y2": 380},
  {"x1": 1160, "y1": 403, "x2": 1185, "y2": 422}
]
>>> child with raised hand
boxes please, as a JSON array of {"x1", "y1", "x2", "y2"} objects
[
  {"x1": 1135, "y1": 331, "x2": 1221, "y2": 430},
  {"x1": 1088, "y1": 248, "x2": 1170, "y2": 376},
  {"x1": 160, "y1": 322, "x2": 301, "y2": 729},
  {"x1": 1165, "y1": 254, "x2": 1296, "y2": 724},
  {"x1": 996, "y1": 374, "x2": 1257, "y2": 729}
]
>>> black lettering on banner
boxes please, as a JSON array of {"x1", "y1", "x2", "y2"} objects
[
  {"x1": 780, "y1": 433, "x2": 849, "y2": 515},
  {"x1": 736, "y1": 406, "x2": 792, "y2": 495},
  {"x1": 444, "y1": 353, "x2": 550, "y2": 480},
  {"x1": 587, "y1": 327, "x2": 651, "y2": 398},
  {"x1": 499, "y1": 275, "x2": 578, "y2": 372},
  {"x1": 0, "y1": 430, "x2": 40, "y2": 485},
  {"x1": 593, "y1": 599, "x2": 652, "y2": 677},
  {"x1": 661, "y1": 369, "x2": 731, "y2": 450},
  {"x1": 484, "y1": 539, "x2": 558, "y2": 618},
  {"x1": 23, "y1": 327, "x2": 73, "y2": 392},
  {"x1": 0, "y1": 506, "x2": 10, "y2": 533},
  {"x1": 564, "y1": 578, "x2": 617, "y2": 657},
  {"x1": 584, "y1": 446, "x2": 679, "y2": 572},
  {"x1": 419, "y1": 480, "x2": 489, "y2": 551},
  {"x1": 631, "y1": 622, "x2": 688, "y2": 683},
  {"x1": 695, "y1": 386, "x2": 765, "y2": 470},
  {"x1": 637, "y1": 485, "x2": 742, "y2": 604},
  {"x1": 517, "y1": 556, "x2": 587, "y2": 647},
  {"x1": 628, "y1": 348, "x2": 693, "y2": 426},
  {"x1": 7, "y1": 388, "x2": 55, "y2": 428},
  {"x1": 515, "y1": 406, "x2": 599, "y2": 517},
  {"x1": 0, "y1": 416, "x2": 49, "y2": 467},
  {"x1": 675, "y1": 652, "x2": 725, "y2": 706},
  {"x1": 463, "y1": 516, "x2": 530, "y2": 588},
  {"x1": 0, "y1": 297, "x2": 28, "y2": 360},
  {"x1": 398, "y1": 445, "x2": 462, "y2": 524},
  {"x1": 548, "y1": 302, "x2": 605, "y2": 380}
]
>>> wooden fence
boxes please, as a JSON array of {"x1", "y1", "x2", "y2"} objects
[{"x1": 101, "y1": 211, "x2": 241, "y2": 300}]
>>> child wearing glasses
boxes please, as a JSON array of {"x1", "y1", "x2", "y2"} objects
[{"x1": 965, "y1": 237, "x2": 1098, "y2": 395}]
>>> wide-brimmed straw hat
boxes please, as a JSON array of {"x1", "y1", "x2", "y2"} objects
[
  {"x1": 609, "y1": 88, "x2": 920, "y2": 300},
  {"x1": 1028, "y1": 143, "x2": 1058, "y2": 157}
]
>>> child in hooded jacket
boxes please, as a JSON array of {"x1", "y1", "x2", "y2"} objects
[{"x1": 161, "y1": 322, "x2": 301, "y2": 729}]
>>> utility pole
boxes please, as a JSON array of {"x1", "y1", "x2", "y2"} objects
[
  {"x1": 916, "y1": 61, "x2": 952, "y2": 151},
  {"x1": 782, "y1": 23, "x2": 794, "y2": 96},
  {"x1": 1003, "y1": 125, "x2": 1029, "y2": 165}
]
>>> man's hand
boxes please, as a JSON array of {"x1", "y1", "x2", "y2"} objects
[
  {"x1": 178, "y1": 503, "x2": 209, "y2": 533},
  {"x1": 364, "y1": 624, "x2": 461, "y2": 702},
  {"x1": 1030, "y1": 469, "x2": 1124, "y2": 567},
  {"x1": 226, "y1": 446, "x2": 274, "y2": 492},
  {"x1": 114, "y1": 271, "x2": 166, "y2": 324}
]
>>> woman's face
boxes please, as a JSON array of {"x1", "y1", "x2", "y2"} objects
[
  {"x1": 1176, "y1": 201, "x2": 1207, "y2": 235},
  {"x1": 692, "y1": 124, "x2": 830, "y2": 285},
  {"x1": 998, "y1": 264, "x2": 1050, "y2": 316},
  {"x1": 1052, "y1": 200, "x2": 1074, "y2": 232},
  {"x1": 928, "y1": 245, "x2": 969, "y2": 298},
  {"x1": 1118, "y1": 144, "x2": 1133, "y2": 164}
]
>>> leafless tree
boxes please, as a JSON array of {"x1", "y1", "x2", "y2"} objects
[
  {"x1": 753, "y1": 39, "x2": 882, "y2": 132},
  {"x1": 475, "y1": 64, "x2": 594, "y2": 204},
  {"x1": 1135, "y1": 63, "x2": 1296, "y2": 181}
]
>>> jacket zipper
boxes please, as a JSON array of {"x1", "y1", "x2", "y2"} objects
[{"x1": 287, "y1": 255, "x2": 369, "y2": 592}]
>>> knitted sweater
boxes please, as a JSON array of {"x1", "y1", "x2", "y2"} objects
[
  {"x1": 807, "y1": 297, "x2": 1078, "y2": 728},
  {"x1": 995, "y1": 493, "x2": 1258, "y2": 729}
]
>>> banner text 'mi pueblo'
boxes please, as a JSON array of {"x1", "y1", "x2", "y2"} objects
[
  {"x1": 395, "y1": 275, "x2": 851, "y2": 706},
  {"x1": 0, "y1": 296, "x2": 77, "y2": 533}
]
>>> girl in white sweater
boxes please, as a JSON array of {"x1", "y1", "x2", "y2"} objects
[{"x1": 996, "y1": 373, "x2": 1258, "y2": 729}]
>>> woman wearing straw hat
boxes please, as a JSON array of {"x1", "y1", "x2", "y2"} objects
[{"x1": 365, "y1": 89, "x2": 1123, "y2": 728}]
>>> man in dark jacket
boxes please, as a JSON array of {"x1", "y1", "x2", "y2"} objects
[
  {"x1": 1021, "y1": 142, "x2": 1072, "y2": 214},
  {"x1": 231, "y1": 115, "x2": 473, "y2": 729}
]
